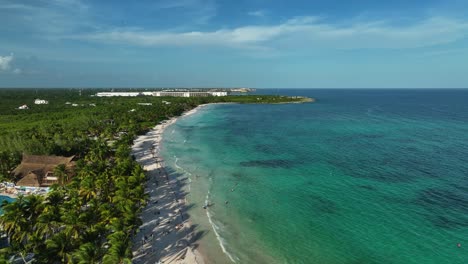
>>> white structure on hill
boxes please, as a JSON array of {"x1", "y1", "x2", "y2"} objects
[
  {"x1": 96, "y1": 92, "x2": 141, "y2": 97},
  {"x1": 153, "y1": 91, "x2": 228, "y2": 97},
  {"x1": 210, "y1": 92, "x2": 228, "y2": 96},
  {"x1": 34, "y1": 99, "x2": 49, "y2": 104},
  {"x1": 96, "y1": 92, "x2": 155, "y2": 97},
  {"x1": 96, "y1": 91, "x2": 228, "y2": 97}
]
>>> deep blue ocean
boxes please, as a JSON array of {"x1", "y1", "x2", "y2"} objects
[{"x1": 161, "y1": 89, "x2": 468, "y2": 263}]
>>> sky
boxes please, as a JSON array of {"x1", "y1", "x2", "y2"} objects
[{"x1": 0, "y1": 0, "x2": 467, "y2": 88}]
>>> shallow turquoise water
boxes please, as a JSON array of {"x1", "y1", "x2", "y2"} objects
[
  {"x1": 0, "y1": 195, "x2": 15, "y2": 214},
  {"x1": 161, "y1": 89, "x2": 468, "y2": 264}
]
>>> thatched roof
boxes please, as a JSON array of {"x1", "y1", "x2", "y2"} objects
[
  {"x1": 12, "y1": 154, "x2": 75, "y2": 187},
  {"x1": 21, "y1": 155, "x2": 74, "y2": 165},
  {"x1": 15, "y1": 171, "x2": 41, "y2": 187}
]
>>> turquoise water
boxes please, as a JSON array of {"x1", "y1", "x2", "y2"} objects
[
  {"x1": 0, "y1": 195, "x2": 15, "y2": 214},
  {"x1": 161, "y1": 89, "x2": 468, "y2": 263}
]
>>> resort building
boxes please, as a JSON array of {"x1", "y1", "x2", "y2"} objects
[
  {"x1": 17, "y1": 104, "x2": 28, "y2": 110},
  {"x1": 34, "y1": 99, "x2": 49, "y2": 104},
  {"x1": 96, "y1": 92, "x2": 149, "y2": 97},
  {"x1": 153, "y1": 91, "x2": 228, "y2": 97},
  {"x1": 12, "y1": 154, "x2": 75, "y2": 187},
  {"x1": 210, "y1": 92, "x2": 228, "y2": 96},
  {"x1": 95, "y1": 91, "x2": 228, "y2": 97}
]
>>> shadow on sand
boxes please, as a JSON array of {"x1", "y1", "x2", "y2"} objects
[{"x1": 131, "y1": 128, "x2": 208, "y2": 263}]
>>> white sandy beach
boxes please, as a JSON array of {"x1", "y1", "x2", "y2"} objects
[{"x1": 131, "y1": 106, "x2": 207, "y2": 264}]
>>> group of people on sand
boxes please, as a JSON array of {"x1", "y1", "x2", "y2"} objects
[{"x1": 134, "y1": 120, "x2": 206, "y2": 264}]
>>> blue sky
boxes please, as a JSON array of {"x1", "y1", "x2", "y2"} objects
[{"x1": 0, "y1": 0, "x2": 467, "y2": 88}]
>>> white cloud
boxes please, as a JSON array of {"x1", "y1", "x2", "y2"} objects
[
  {"x1": 150, "y1": 0, "x2": 217, "y2": 24},
  {"x1": 0, "y1": 0, "x2": 91, "y2": 35},
  {"x1": 0, "y1": 54, "x2": 22, "y2": 74},
  {"x1": 248, "y1": 10, "x2": 266, "y2": 18},
  {"x1": 0, "y1": 54, "x2": 14, "y2": 71},
  {"x1": 70, "y1": 16, "x2": 468, "y2": 51}
]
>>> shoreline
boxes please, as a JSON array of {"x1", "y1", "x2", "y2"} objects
[
  {"x1": 131, "y1": 104, "x2": 210, "y2": 264},
  {"x1": 0, "y1": 192, "x2": 17, "y2": 199}
]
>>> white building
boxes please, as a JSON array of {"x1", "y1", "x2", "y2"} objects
[
  {"x1": 96, "y1": 92, "x2": 141, "y2": 97},
  {"x1": 96, "y1": 92, "x2": 156, "y2": 97},
  {"x1": 34, "y1": 99, "x2": 49, "y2": 104},
  {"x1": 210, "y1": 92, "x2": 228, "y2": 96},
  {"x1": 96, "y1": 91, "x2": 228, "y2": 97},
  {"x1": 153, "y1": 91, "x2": 228, "y2": 97}
]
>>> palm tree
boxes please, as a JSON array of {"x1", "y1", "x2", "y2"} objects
[
  {"x1": 78, "y1": 175, "x2": 97, "y2": 203},
  {"x1": 0, "y1": 196, "x2": 29, "y2": 248},
  {"x1": 85, "y1": 140, "x2": 110, "y2": 163},
  {"x1": 23, "y1": 195, "x2": 45, "y2": 223},
  {"x1": 43, "y1": 189, "x2": 64, "y2": 218},
  {"x1": 72, "y1": 242, "x2": 102, "y2": 264},
  {"x1": 54, "y1": 164, "x2": 68, "y2": 185},
  {"x1": 102, "y1": 231, "x2": 132, "y2": 264},
  {"x1": 61, "y1": 207, "x2": 85, "y2": 241},
  {"x1": 45, "y1": 232, "x2": 74, "y2": 263},
  {"x1": 35, "y1": 211, "x2": 59, "y2": 241}
]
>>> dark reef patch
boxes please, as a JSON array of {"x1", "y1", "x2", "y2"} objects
[
  {"x1": 240, "y1": 159, "x2": 296, "y2": 169},
  {"x1": 416, "y1": 188, "x2": 468, "y2": 229},
  {"x1": 307, "y1": 194, "x2": 338, "y2": 214},
  {"x1": 186, "y1": 147, "x2": 201, "y2": 153},
  {"x1": 357, "y1": 185, "x2": 377, "y2": 191},
  {"x1": 254, "y1": 144, "x2": 279, "y2": 155},
  {"x1": 430, "y1": 215, "x2": 468, "y2": 229},
  {"x1": 328, "y1": 156, "x2": 440, "y2": 183},
  {"x1": 328, "y1": 161, "x2": 414, "y2": 183},
  {"x1": 362, "y1": 133, "x2": 385, "y2": 139}
]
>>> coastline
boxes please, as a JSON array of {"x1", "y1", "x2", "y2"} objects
[
  {"x1": 0, "y1": 192, "x2": 17, "y2": 199},
  {"x1": 131, "y1": 104, "x2": 210, "y2": 264}
]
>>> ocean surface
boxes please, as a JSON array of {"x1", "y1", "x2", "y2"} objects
[{"x1": 161, "y1": 89, "x2": 468, "y2": 264}]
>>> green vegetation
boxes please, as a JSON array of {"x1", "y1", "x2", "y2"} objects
[{"x1": 0, "y1": 88, "x2": 311, "y2": 263}]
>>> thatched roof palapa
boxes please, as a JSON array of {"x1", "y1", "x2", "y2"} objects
[
  {"x1": 16, "y1": 171, "x2": 41, "y2": 187},
  {"x1": 12, "y1": 154, "x2": 75, "y2": 187}
]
